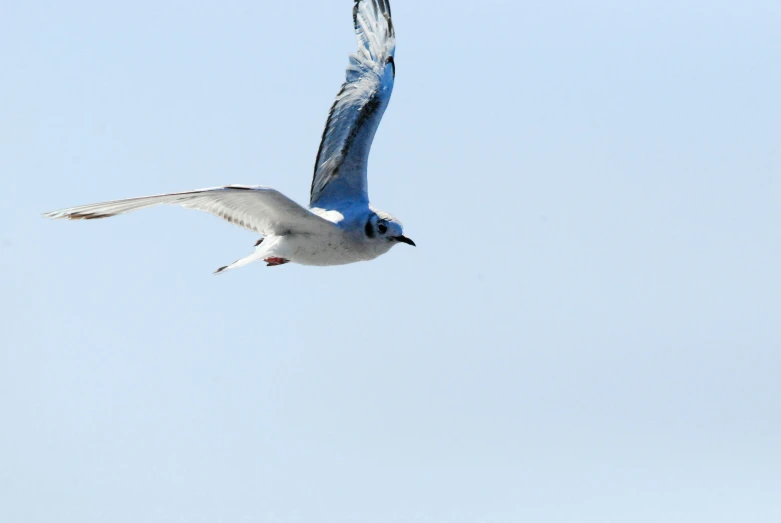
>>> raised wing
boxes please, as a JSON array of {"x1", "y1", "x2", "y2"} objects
[
  {"x1": 310, "y1": 0, "x2": 396, "y2": 209},
  {"x1": 44, "y1": 186, "x2": 337, "y2": 236}
]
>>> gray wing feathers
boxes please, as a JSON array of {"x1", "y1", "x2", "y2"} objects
[
  {"x1": 44, "y1": 186, "x2": 335, "y2": 236},
  {"x1": 310, "y1": 0, "x2": 396, "y2": 208}
]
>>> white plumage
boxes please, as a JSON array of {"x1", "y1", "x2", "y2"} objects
[
  {"x1": 45, "y1": 0, "x2": 413, "y2": 273},
  {"x1": 45, "y1": 186, "x2": 336, "y2": 236},
  {"x1": 310, "y1": 0, "x2": 396, "y2": 209}
]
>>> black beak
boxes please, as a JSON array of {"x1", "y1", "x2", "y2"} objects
[{"x1": 394, "y1": 235, "x2": 416, "y2": 247}]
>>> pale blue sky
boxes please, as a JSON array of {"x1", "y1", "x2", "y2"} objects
[{"x1": 1, "y1": 1, "x2": 780, "y2": 522}]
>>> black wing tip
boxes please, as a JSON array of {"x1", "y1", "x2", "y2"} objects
[
  {"x1": 353, "y1": 0, "x2": 394, "y2": 36},
  {"x1": 379, "y1": 0, "x2": 393, "y2": 18},
  {"x1": 312, "y1": 0, "x2": 394, "y2": 205},
  {"x1": 43, "y1": 211, "x2": 114, "y2": 220}
]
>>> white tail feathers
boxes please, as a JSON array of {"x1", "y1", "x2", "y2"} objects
[
  {"x1": 214, "y1": 251, "x2": 268, "y2": 275},
  {"x1": 213, "y1": 237, "x2": 282, "y2": 275}
]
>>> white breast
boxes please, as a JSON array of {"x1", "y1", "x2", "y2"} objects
[{"x1": 272, "y1": 231, "x2": 390, "y2": 267}]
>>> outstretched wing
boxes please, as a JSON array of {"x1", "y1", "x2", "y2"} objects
[
  {"x1": 310, "y1": 0, "x2": 396, "y2": 209},
  {"x1": 44, "y1": 186, "x2": 337, "y2": 236}
]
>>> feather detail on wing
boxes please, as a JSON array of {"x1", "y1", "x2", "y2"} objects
[
  {"x1": 44, "y1": 186, "x2": 337, "y2": 236},
  {"x1": 310, "y1": 0, "x2": 396, "y2": 209}
]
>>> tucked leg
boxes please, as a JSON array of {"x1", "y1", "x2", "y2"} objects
[{"x1": 264, "y1": 257, "x2": 290, "y2": 267}]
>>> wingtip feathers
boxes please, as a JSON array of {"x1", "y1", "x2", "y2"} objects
[{"x1": 43, "y1": 210, "x2": 113, "y2": 220}]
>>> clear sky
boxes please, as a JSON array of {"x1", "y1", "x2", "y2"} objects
[{"x1": 1, "y1": 1, "x2": 780, "y2": 522}]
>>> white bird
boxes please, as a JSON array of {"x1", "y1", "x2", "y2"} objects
[{"x1": 45, "y1": 0, "x2": 413, "y2": 273}]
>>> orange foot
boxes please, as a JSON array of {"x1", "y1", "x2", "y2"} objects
[{"x1": 264, "y1": 257, "x2": 290, "y2": 267}]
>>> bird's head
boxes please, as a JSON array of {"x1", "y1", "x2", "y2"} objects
[{"x1": 364, "y1": 210, "x2": 415, "y2": 249}]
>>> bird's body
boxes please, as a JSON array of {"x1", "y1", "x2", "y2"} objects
[
  {"x1": 219, "y1": 202, "x2": 404, "y2": 271},
  {"x1": 45, "y1": 0, "x2": 414, "y2": 273},
  {"x1": 256, "y1": 224, "x2": 388, "y2": 267}
]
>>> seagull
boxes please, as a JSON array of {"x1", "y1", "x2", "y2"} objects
[{"x1": 44, "y1": 0, "x2": 413, "y2": 274}]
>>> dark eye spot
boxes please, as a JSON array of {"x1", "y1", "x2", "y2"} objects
[
  {"x1": 386, "y1": 56, "x2": 395, "y2": 77},
  {"x1": 365, "y1": 220, "x2": 375, "y2": 238},
  {"x1": 378, "y1": 224, "x2": 388, "y2": 235}
]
